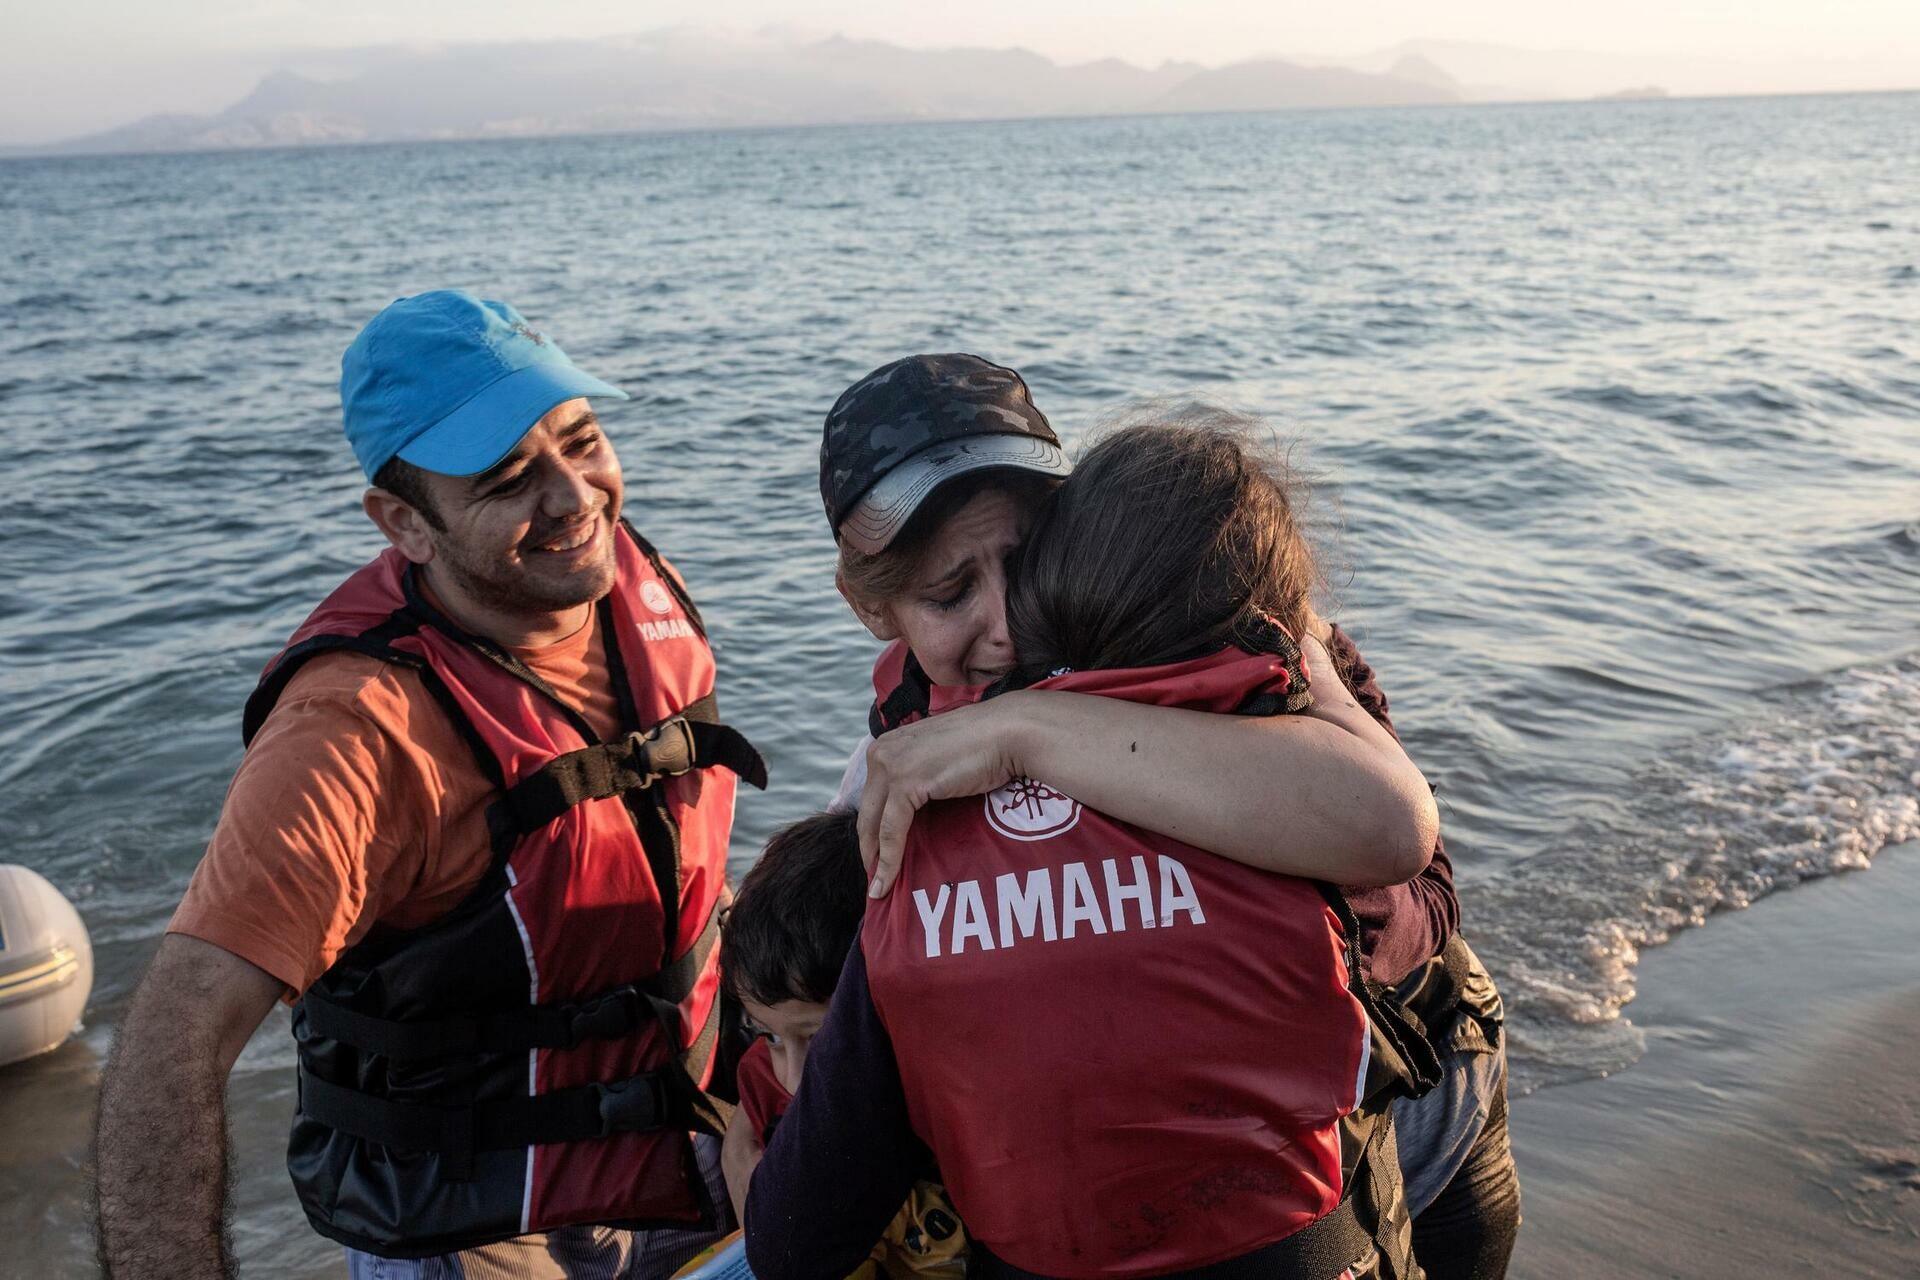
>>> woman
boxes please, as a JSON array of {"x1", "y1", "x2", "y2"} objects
[{"x1": 801, "y1": 355, "x2": 1516, "y2": 1278}]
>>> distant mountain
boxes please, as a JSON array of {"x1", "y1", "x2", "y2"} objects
[
  {"x1": 11, "y1": 28, "x2": 1918, "y2": 155},
  {"x1": 1335, "y1": 37, "x2": 1918, "y2": 102},
  {"x1": 1154, "y1": 59, "x2": 1456, "y2": 113},
  {"x1": 1384, "y1": 54, "x2": 1463, "y2": 95},
  {"x1": 44, "y1": 30, "x2": 1457, "y2": 156}
]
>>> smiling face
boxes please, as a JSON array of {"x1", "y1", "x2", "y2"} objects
[
  {"x1": 365, "y1": 397, "x2": 623, "y2": 646},
  {"x1": 740, "y1": 995, "x2": 831, "y2": 1096},
  {"x1": 842, "y1": 485, "x2": 1037, "y2": 687}
]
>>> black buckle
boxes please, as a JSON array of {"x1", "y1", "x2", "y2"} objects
[
  {"x1": 628, "y1": 718, "x2": 696, "y2": 787},
  {"x1": 595, "y1": 1073, "x2": 667, "y2": 1135},
  {"x1": 567, "y1": 988, "x2": 642, "y2": 1045}
]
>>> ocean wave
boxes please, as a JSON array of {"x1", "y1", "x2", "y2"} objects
[{"x1": 1478, "y1": 653, "x2": 1920, "y2": 1092}]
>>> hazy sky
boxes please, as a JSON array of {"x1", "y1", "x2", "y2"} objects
[{"x1": 7, "y1": 1, "x2": 1919, "y2": 145}]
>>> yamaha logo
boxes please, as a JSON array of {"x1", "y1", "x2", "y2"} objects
[
  {"x1": 984, "y1": 776, "x2": 1081, "y2": 842},
  {"x1": 640, "y1": 580, "x2": 675, "y2": 614}
]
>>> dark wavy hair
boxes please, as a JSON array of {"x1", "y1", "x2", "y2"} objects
[
  {"x1": 721, "y1": 810, "x2": 868, "y2": 1008},
  {"x1": 372, "y1": 455, "x2": 447, "y2": 530},
  {"x1": 1007, "y1": 407, "x2": 1322, "y2": 680}
]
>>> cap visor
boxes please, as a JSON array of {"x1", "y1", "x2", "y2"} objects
[
  {"x1": 838, "y1": 434, "x2": 1071, "y2": 555},
  {"x1": 395, "y1": 361, "x2": 630, "y2": 477}
]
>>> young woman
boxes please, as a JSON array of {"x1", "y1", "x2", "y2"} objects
[{"x1": 801, "y1": 355, "x2": 1516, "y2": 1278}]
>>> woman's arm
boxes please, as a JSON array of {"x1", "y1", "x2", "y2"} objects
[
  {"x1": 1322, "y1": 622, "x2": 1461, "y2": 984},
  {"x1": 858, "y1": 633, "x2": 1438, "y2": 897}
]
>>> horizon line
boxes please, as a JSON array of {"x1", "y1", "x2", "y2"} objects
[{"x1": 8, "y1": 84, "x2": 1918, "y2": 165}]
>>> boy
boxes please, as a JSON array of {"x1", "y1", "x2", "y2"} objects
[{"x1": 719, "y1": 811, "x2": 966, "y2": 1279}]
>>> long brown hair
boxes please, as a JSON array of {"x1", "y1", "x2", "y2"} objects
[{"x1": 1007, "y1": 407, "x2": 1321, "y2": 678}]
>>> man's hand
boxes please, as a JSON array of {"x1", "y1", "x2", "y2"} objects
[
  {"x1": 95, "y1": 934, "x2": 284, "y2": 1279},
  {"x1": 856, "y1": 695, "x2": 1029, "y2": 899}
]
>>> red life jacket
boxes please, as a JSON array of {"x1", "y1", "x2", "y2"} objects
[
  {"x1": 861, "y1": 648, "x2": 1370, "y2": 1278},
  {"x1": 734, "y1": 1037, "x2": 792, "y2": 1143},
  {"x1": 245, "y1": 522, "x2": 765, "y2": 1258},
  {"x1": 864, "y1": 629, "x2": 1311, "y2": 740}
]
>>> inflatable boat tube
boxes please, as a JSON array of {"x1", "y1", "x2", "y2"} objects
[{"x1": 0, "y1": 865, "x2": 93, "y2": 1068}]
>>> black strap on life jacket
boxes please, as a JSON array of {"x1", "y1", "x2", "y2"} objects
[
  {"x1": 299, "y1": 900, "x2": 723, "y2": 1061},
  {"x1": 296, "y1": 972, "x2": 729, "y2": 1180},
  {"x1": 962, "y1": 622, "x2": 1316, "y2": 724},
  {"x1": 971, "y1": 1078, "x2": 1410, "y2": 1280},
  {"x1": 970, "y1": 1201, "x2": 1371, "y2": 1280},
  {"x1": 489, "y1": 694, "x2": 768, "y2": 842},
  {"x1": 1318, "y1": 882, "x2": 1442, "y2": 1108},
  {"x1": 868, "y1": 649, "x2": 934, "y2": 738},
  {"x1": 1228, "y1": 616, "x2": 1315, "y2": 717},
  {"x1": 968, "y1": 1120, "x2": 1391, "y2": 1280}
]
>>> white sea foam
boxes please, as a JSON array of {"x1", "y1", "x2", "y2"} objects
[{"x1": 1478, "y1": 655, "x2": 1920, "y2": 1091}]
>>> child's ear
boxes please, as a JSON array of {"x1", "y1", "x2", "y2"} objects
[{"x1": 836, "y1": 570, "x2": 902, "y2": 642}]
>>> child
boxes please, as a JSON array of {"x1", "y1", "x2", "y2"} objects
[{"x1": 718, "y1": 810, "x2": 966, "y2": 1279}]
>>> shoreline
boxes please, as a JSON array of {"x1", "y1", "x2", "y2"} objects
[{"x1": 1508, "y1": 840, "x2": 1920, "y2": 1278}]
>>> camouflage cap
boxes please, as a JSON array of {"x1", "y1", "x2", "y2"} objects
[{"x1": 821, "y1": 353, "x2": 1070, "y2": 555}]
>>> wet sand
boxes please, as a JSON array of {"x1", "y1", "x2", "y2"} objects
[{"x1": 1509, "y1": 841, "x2": 1920, "y2": 1278}]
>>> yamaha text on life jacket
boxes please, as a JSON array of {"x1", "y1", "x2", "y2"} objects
[{"x1": 244, "y1": 522, "x2": 766, "y2": 1257}]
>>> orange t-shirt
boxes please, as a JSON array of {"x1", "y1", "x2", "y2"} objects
[{"x1": 169, "y1": 615, "x2": 623, "y2": 998}]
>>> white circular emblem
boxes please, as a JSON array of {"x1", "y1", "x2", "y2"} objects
[
  {"x1": 640, "y1": 580, "x2": 675, "y2": 615},
  {"x1": 983, "y1": 776, "x2": 1082, "y2": 842}
]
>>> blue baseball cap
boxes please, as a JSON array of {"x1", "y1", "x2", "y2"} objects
[{"x1": 341, "y1": 290, "x2": 629, "y2": 480}]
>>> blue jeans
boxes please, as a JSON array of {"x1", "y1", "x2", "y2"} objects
[
  {"x1": 345, "y1": 1135, "x2": 728, "y2": 1280},
  {"x1": 1393, "y1": 1044, "x2": 1520, "y2": 1280}
]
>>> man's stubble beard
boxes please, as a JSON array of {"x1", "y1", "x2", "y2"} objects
[{"x1": 432, "y1": 531, "x2": 619, "y2": 623}]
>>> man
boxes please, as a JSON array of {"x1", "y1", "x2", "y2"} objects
[{"x1": 95, "y1": 291, "x2": 764, "y2": 1279}]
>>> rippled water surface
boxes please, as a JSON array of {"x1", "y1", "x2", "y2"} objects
[{"x1": 3, "y1": 95, "x2": 1918, "y2": 1275}]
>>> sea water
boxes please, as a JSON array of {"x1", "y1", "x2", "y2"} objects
[{"x1": 2, "y1": 93, "x2": 1917, "y2": 1274}]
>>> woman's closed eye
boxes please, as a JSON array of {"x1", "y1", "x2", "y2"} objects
[{"x1": 924, "y1": 575, "x2": 973, "y2": 611}]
